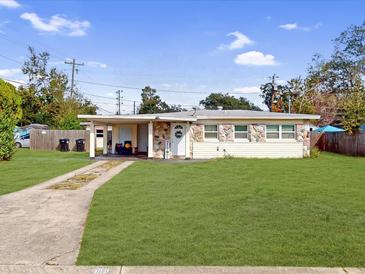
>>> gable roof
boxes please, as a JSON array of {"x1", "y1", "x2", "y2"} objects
[
  {"x1": 79, "y1": 109, "x2": 320, "y2": 123},
  {"x1": 152, "y1": 109, "x2": 320, "y2": 120}
]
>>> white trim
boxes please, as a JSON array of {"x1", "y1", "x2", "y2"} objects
[
  {"x1": 78, "y1": 114, "x2": 197, "y2": 122},
  {"x1": 185, "y1": 122, "x2": 191, "y2": 158},
  {"x1": 265, "y1": 124, "x2": 296, "y2": 141},
  {"x1": 89, "y1": 122, "x2": 95, "y2": 158},
  {"x1": 148, "y1": 121, "x2": 153, "y2": 158},
  {"x1": 195, "y1": 115, "x2": 320, "y2": 120},
  {"x1": 102, "y1": 124, "x2": 108, "y2": 155}
]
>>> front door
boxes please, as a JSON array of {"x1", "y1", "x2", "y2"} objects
[{"x1": 171, "y1": 123, "x2": 186, "y2": 157}]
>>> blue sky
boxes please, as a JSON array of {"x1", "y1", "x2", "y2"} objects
[{"x1": 0, "y1": 0, "x2": 364, "y2": 113}]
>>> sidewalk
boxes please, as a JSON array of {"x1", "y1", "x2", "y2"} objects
[
  {"x1": 0, "y1": 161, "x2": 134, "y2": 266},
  {"x1": 0, "y1": 265, "x2": 364, "y2": 274}
]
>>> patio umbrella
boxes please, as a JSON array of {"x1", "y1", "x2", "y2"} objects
[{"x1": 314, "y1": 125, "x2": 345, "y2": 133}]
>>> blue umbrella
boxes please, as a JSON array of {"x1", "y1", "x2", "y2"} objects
[{"x1": 314, "y1": 125, "x2": 345, "y2": 133}]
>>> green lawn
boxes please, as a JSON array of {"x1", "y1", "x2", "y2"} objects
[
  {"x1": 0, "y1": 149, "x2": 90, "y2": 195},
  {"x1": 77, "y1": 153, "x2": 365, "y2": 267}
]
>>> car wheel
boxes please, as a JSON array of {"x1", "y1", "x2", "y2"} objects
[{"x1": 15, "y1": 142, "x2": 22, "y2": 148}]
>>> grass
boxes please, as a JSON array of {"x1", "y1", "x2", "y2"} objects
[
  {"x1": 77, "y1": 153, "x2": 365, "y2": 267},
  {"x1": 0, "y1": 149, "x2": 90, "y2": 195}
]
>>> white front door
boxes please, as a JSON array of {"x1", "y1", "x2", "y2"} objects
[{"x1": 171, "y1": 123, "x2": 186, "y2": 156}]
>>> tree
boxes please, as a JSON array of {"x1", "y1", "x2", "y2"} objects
[
  {"x1": 199, "y1": 93, "x2": 261, "y2": 111},
  {"x1": 0, "y1": 79, "x2": 22, "y2": 161},
  {"x1": 138, "y1": 86, "x2": 186, "y2": 114},
  {"x1": 18, "y1": 47, "x2": 97, "y2": 128},
  {"x1": 339, "y1": 78, "x2": 365, "y2": 134}
]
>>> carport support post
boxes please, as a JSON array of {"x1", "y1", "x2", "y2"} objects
[
  {"x1": 103, "y1": 124, "x2": 108, "y2": 155},
  {"x1": 89, "y1": 121, "x2": 95, "y2": 158},
  {"x1": 148, "y1": 121, "x2": 153, "y2": 159}
]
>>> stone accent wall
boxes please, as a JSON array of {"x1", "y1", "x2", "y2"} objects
[
  {"x1": 153, "y1": 122, "x2": 170, "y2": 159},
  {"x1": 218, "y1": 124, "x2": 234, "y2": 142},
  {"x1": 190, "y1": 124, "x2": 204, "y2": 142},
  {"x1": 296, "y1": 124, "x2": 310, "y2": 157},
  {"x1": 248, "y1": 124, "x2": 266, "y2": 142}
]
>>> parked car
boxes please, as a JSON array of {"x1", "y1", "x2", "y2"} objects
[
  {"x1": 14, "y1": 124, "x2": 48, "y2": 148},
  {"x1": 15, "y1": 133, "x2": 30, "y2": 148}
]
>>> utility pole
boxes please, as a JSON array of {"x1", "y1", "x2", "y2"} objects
[
  {"x1": 116, "y1": 90, "x2": 123, "y2": 115},
  {"x1": 287, "y1": 94, "x2": 291, "y2": 114},
  {"x1": 65, "y1": 58, "x2": 84, "y2": 97},
  {"x1": 133, "y1": 101, "x2": 136, "y2": 115},
  {"x1": 269, "y1": 74, "x2": 279, "y2": 112}
]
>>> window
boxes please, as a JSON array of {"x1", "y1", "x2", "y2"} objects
[
  {"x1": 204, "y1": 125, "x2": 218, "y2": 139},
  {"x1": 266, "y1": 125, "x2": 280, "y2": 139},
  {"x1": 96, "y1": 129, "x2": 103, "y2": 138},
  {"x1": 266, "y1": 125, "x2": 295, "y2": 139},
  {"x1": 21, "y1": 133, "x2": 30, "y2": 140},
  {"x1": 234, "y1": 125, "x2": 248, "y2": 139},
  {"x1": 281, "y1": 125, "x2": 295, "y2": 139}
]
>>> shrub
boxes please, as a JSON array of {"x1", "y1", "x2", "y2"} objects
[
  {"x1": 310, "y1": 147, "x2": 321, "y2": 158},
  {"x1": 0, "y1": 79, "x2": 22, "y2": 161}
]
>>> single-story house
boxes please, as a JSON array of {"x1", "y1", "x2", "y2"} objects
[{"x1": 78, "y1": 109, "x2": 320, "y2": 159}]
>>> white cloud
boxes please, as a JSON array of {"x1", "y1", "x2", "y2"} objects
[
  {"x1": 0, "y1": 68, "x2": 21, "y2": 77},
  {"x1": 20, "y1": 12, "x2": 90, "y2": 37},
  {"x1": 86, "y1": 61, "x2": 107, "y2": 69},
  {"x1": 4, "y1": 79, "x2": 25, "y2": 88},
  {"x1": 279, "y1": 23, "x2": 298, "y2": 30},
  {"x1": 0, "y1": 0, "x2": 20, "y2": 8},
  {"x1": 279, "y1": 22, "x2": 322, "y2": 32},
  {"x1": 218, "y1": 31, "x2": 253, "y2": 50},
  {"x1": 233, "y1": 86, "x2": 260, "y2": 94},
  {"x1": 162, "y1": 83, "x2": 172, "y2": 88},
  {"x1": 234, "y1": 51, "x2": 277, "y2": 66}
]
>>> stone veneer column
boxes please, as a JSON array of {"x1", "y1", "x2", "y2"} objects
[
  {"x1": 189, "y1": 124, "x2": 204, "y2": 159},
  {"x1": 248, "y1": 124, "x2": 266, "y2": 142},
  {"x1": 296, "y1": 124, "x2": 310, "y2": 157},
  {"x1": 218, "y1": 124, "x2": 234, "y2": 142},
  {"x1": 153, "y1": 122, "x2": 170, "y2": 159}
]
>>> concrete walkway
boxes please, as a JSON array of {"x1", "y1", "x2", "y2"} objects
[
  {"x1": 0, "y1": 266, "x2": 364, "y2": 274},
  {"x1": 0, "y1": 161, "x2": 134, "y2": 266}
]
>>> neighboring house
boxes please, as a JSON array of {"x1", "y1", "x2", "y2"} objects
[{"x1": 78, "y1": 109, "x2": 320, "y2": 159}]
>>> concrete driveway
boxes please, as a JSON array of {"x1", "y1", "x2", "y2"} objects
[{"x1": 0, "y1": 160, "x2": 133, "y2": 266}]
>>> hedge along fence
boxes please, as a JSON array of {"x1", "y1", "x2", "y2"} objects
[
  {"x1": 310, "y1": 131, "x2": 365, "y2": 157},
  {"x1": 30, "y1": 129, "x2": 90, "y2": 151}
]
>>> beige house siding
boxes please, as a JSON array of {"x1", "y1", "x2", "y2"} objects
[
  {"x1": 190, "y1": 120, "x2": 311, "y2": 159},
  {"x1": 192, "y1": 142, "x2": 303, "y2": 159}
]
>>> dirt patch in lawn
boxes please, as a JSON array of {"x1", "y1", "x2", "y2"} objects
[{"x1": 48, "y1": 161, "x2": 123, "y2": 190}]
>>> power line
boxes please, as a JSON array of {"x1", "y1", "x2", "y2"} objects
[
  {"x1": 77, "y1": 79, "x2": 261, "y2": 95},
  {"x1": 0, "y1": 53, "x2": 23, "y2": 65}
]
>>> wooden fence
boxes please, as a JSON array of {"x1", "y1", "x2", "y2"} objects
[
  {"x1": 310, "y1": 131, "x2": 365, "y2": 156},
  {"x1": 30, "y1": 129, "x2": 90, "y2": 151}
]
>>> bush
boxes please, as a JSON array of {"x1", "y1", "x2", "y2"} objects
[
  {"x1": 0, "y1": 79, "x2": 22, "y2": 161},
  {"x1": 310, "y1": 147, "x2": 321, "y2": 158}
]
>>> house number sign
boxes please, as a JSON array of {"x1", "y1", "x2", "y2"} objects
[{"x1": 175, "y1": 130, "x2": 183, "y2": 138}]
